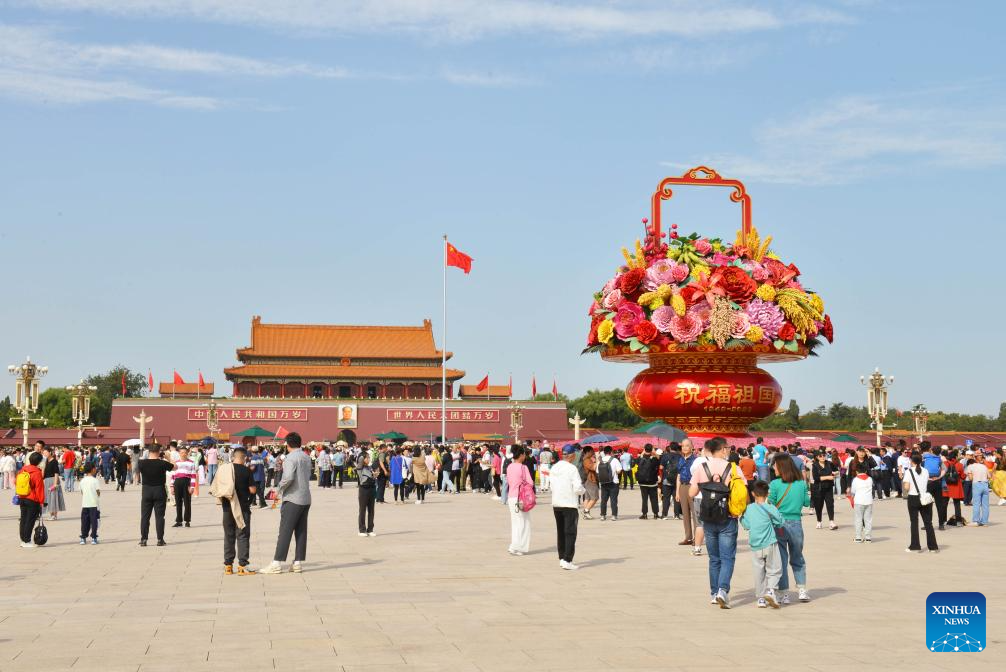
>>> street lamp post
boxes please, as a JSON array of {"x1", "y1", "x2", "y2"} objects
[
  {"x1": 205, "y1": 399, "x2": 221, "y2": 436},
  {"x1": 860, "y1": 367, "x2": 894, "y2": 449},
  {"x1": 510, "y1": 402, "x2": 524, "y2": 445},
  {"x1": 7, "y1": 356, "x2": 48, "y2": 448},
  {"x1": 912, "y1": 403, "x2": 929, "y2": 445},
  {"x1": 66, "y1": 379, "x2": 97, "y2": 448}
]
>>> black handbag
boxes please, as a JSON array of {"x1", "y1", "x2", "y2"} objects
[{"x1": 33, "y1": 517, "x2": 48, "y2": 546}]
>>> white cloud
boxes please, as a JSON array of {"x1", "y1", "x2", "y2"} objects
[
  {"x1": 18, "y1": 0, "x2": 852, "y2": 39},
  {"x1": 440, "y1": 67, "x2": 533, "y2": 87},
  {"x1": 0, "y1": 22, "x2": 356, "y2": 107},
  {"x1": 666, "y1": 94, "x2": 1006, "y2": 185}
]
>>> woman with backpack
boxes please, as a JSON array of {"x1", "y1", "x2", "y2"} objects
[
  {"x1": 506, "y1": 446, "x2": 534, "y2": 556},
  {"x1": 903, "y1": 452, "x2": 939, "y2": 552},
  {"x1": 688, "y1": 437, "x2": 745, "y2": 609},
  {"x1": 769, "y1": 454, "x2": 812, "y2": 604},
  {"x1": 944, "y1": 449, "x2": 966, "y2": 526}
]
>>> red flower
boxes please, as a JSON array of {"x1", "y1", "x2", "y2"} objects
[
  {"x1": 588, "y1": 321, "x2": 600, "y2": 346},
  {"x1": 713, "y1": 266, "x2": 757, "y2": 303},
  {"x1": 778, "y1": 322, "x2": 796, "y2": 342},
  {"x1": 764, "y1": 259, "x2": 800, "y2": 288},
  {"x1": 635, "y1": 320, "x2": 658, "y2": 344},
  {"x1": 822, "y1": 314, "x2": 834, "y2": 343},
  {"x1": 619, "y1": 268, "x2": 646, "y2": 296}
]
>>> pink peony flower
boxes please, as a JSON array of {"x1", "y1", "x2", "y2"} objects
[
  {"x1": 650, "y1": 306, "x2": 676, "y2": 333},
  {"x1": 614, "y1": 302, "x2": 645, "y2": 340},
  {"x1": 694, "y1": 239, "x2": 712, "y2": 255},
  {"x1": 602, "y1": 289, "x2": 623, "y2": 310},
  {"x1": 711, "y1": 252, "x2": 737, "y2": 267},
  {"x1": 588, "y1": 300, "x2": 600, "y2": 316},
  {"x1": 602, "y1": 277, "x2": 618, "y2": 296},
  {"x1": 669, "y1": 313, "x2": 704, "y2": 343},
  {"x1": 644, "y1": 260, "x2": 689, "y2": 290},
  {"x1": 687, "y1": 302, "x2": 712, "y2": 330},
  {"x1": 731, "y1": 312, "x2": 751, "y2": 339},
  {"x1": 745, "y1": 298, "x2": 785, "y2": 339},
  {"x1": 750, "y1": 263, "x2": 770, "y2": 282}
]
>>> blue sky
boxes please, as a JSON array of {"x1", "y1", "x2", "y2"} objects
[{"x1": 0, "y1": 1, "x2": 1003, "y2": 416}]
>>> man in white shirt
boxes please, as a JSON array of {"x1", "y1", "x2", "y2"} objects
[
  {"x1": 538, "y1": 446, "x2": 553, "y2": 492},
  {"x1": 597, "y1": 446, "x2": 622, "y2": 521},
  {"x1": 550, "y1": 445, "x2": 585, "y2": 570},
  {"x1": 966, "y1": 459, "x2": 991, "y2": 526}
]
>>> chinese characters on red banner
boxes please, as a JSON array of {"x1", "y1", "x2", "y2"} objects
[
  {"x1": 385, "y1": 409, "x2": 500, "y2": 422},
  {"x1": 187, "y1": 408, "x2": 309, "y2": 422},
  {"x1": 672, "y1": 383, "x2": 776, "y2": 412}
]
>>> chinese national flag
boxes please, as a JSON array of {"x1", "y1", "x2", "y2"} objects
[
  {"x1": 198, "y1": 371, "x2": 205, "y2": 388},
  {"x1": 275, "y1": 426, "x2": 289, "y2": 440},
  {"x1": 121, "y1": 371, "x2": 127, "y2": 397},
  {"x1": 531, "y1": 375, "x2": 537, "y2": 398},
  {"x1": 508, "y1": 375, "x2": 513, "y2": 397},
  {"x1": 552, "y1": 379, "x2": 558, "y2": 400},
  {"x1": 475, "y1": 374, "x2": 489, "y2": 392},
  {"x1": 148, "y1": 370, "x2": 154, "y2": 392},
  {"x1": 446, "y1": 242, "x2": 472, "y2": 274},
  {"x1": 173, "y1": 371, "x2": 185, "y2": 385}
]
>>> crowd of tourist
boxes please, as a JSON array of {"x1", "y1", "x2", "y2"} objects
[{"x1": 5, "y1": 434, "x2": 1006, "y2": 607}]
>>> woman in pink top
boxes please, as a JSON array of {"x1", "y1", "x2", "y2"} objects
[
  {"x1": 506, "y1": 446, "x2": 533, "y2": 555},
  {"x1": 491, "y1": 450, "x2": 503, "y2": 499}
]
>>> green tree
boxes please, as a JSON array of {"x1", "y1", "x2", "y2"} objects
[
  {"x1": 84, "y1": 365, "x2": 149, "y2": 427},
  {"x1": 567, "y1": 388, "x2": 639, "y2": 429},
  {"x1": 38, "y1": 388, "x2": 74, "y2": 428},
  {"x1": 997, "y1": 402, "x2": 1006, "y2": 431},
  {"x1": 532, "y1": 393, "x2": 570, "y2": 403},
  {"x1": 0, "y1": 395, "x2": 14, "y2": 429},
  {"x1": 785, "y1": 399, "x2": 801, "y2": 426}
]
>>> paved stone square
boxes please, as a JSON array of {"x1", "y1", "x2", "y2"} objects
[{"x1": 2, "y1": 483, "x2": 1002, "y2": 671}]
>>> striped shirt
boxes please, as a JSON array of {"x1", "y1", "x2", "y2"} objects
[{"x1": 172, "y1": 459, "x2": 197, "y2": 482}]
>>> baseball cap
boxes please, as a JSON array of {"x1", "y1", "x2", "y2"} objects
[{"x1": 562, "y1": 444, "x2": 576, "y2": 455}]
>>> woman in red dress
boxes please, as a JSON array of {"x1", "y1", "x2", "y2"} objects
[{"x1": 944, "y1": 448, "x2": 966, "y2": 527}]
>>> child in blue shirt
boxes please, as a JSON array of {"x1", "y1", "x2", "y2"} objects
[{"x1": 740, "y1": 480, "x2": 783, "y2": 608}]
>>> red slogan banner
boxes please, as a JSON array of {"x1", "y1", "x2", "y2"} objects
[
  {"x1": 386, "y1": 409, "x2": 500, "y2": 422},
  {"x1": 188, "y1": 408, "x2": 309, "y2": 422}
]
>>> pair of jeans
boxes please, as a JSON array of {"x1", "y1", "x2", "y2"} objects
[
  {"x1": 927, "y1": 479, "x2": 948, "y2": 526},
  {"x1": 207, "y1": 464, "x2": 218, "y2": 485},
  {"x1": 972, "y1": 481, "x2": 990, "y2": 524},
  {"x1": 274, "y1": 502, "x2": 310, "y2": 562},
  {"x1": 222, "y1": 504, "x2": 251, "y2": 566},
  {"x1": 660, "y1": 482, "x2": 676, "y2": 517},
  {"x1": 376, "y1": 475, "x2": 388, "y2": 502},
  {"x1": 907, "y1": 495, "x2": 938, "y2": 550},
  {"x1": 139, "y1": 485, "x2": 167, "y2": 541},
  {"x1": 319, "y1": 470, "x2": 332, "y2": 488},
  {"x1": 777, "y1": 519, "x2": 806, "y2": 591},
  {"x1": 80, "y1": 507, "x2": 99, "y2": 540},
  {"x1": 19, "y1": 499, "x2": 41, "y2": 543},
  {"x1": 756, "y1": 465, "x2": 771, "y2": 483},
  {"x1": 703, "y1": 517, "x2": 738, "y2": 595},
  {"x1": 333, "y1": 466, "x2": 344, "y2": 487},
  {"x1": 600, "y1": 482, "x2": 619, "y2": 517},
  {"x1": 358, "y1": 486, "x2": 375, "y2": 533},
  {"x1": 63, "y1": 467, "x2": 76, "y2": 492},
  {"x1": 553, "y1": 507, "x2": 578, "y2": 562},
  {"x1": 619, "y1": 468, "x2": 634, "y2": 489}
]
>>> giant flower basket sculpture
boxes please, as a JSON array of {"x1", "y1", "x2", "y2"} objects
[{"x1": 585, "y1": 167, "x2": 834, "y2": 436}]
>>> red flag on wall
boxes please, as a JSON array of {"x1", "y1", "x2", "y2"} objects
[
  {"x1": 475, "y1": 374, "x2": 489, "y2": 392},
  {"x1": 446, "y1": 242, "x2": 473, "y2": 274},
  {"x1": 531, "y1": 375, "x2": 537, "y2": 398},
  {"x1": 508, "y1": 375, "x2": 513, "y2": 397},
  {"x1": 121, "y1": 371, "x2": 127, "y2": 397},
  {"x1": 275, "y1": 426, "x2": 290, "y2": 440},
  {"x1": 198, "y1": 371, "x2": 206, "y2": 388},
  {"x1": 552, "y1": 379, "x2": 558, "y2": 400},
  {"x1": 173, "y1": 371, "x2": 185, "y2": 385},
  {"x1": 148, "y1": 369, "x2": 154, "y2": 392}
]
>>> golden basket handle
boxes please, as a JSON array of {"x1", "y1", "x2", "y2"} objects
[{"x1": 650, "y1": 166, "x2": 752, "y2": 247}]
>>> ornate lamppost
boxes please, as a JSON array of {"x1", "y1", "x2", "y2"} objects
[
  {"x1": 7, "y1": 356, "x2": 48, "y2": 448},
  {"x1": 205, "y1": 399, "x2": 221, "y2": 436},
  {"x1": 510, "y1": 402, "x2": 524, "y2": 444},
  {"x1": 860, "y1": 367, "x2": 894, "y2": 448},
  {"x1": 912, "y1": 403, "x2": 929, "y2": 445},
  {"x1": 66, "y1": 379, "x2": 97, "y2": 449}
]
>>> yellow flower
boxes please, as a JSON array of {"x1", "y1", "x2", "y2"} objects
[
  {"x1": 637, "y1": 291, "x2": 657, "y2": 305},
  {"x1": 755, "y1": 284, "x2": 776, "y2": 302},
  {"x1": 656, "y1": 284, "x2": 674, "y2": 301},
  {"x1": 745, "y1": 325, "x2": 765, "y2": 343},
  {"x1": 697, "y1": 333, "x2": 714, "y2": 346},
  {"x1": 648, "y1": 297, "x2": 664, "y2": 310},
  {"x1": 598, "y1": 319, "x2": 615, "y2": 344},
  {"x1": 691, "y1": 264, "x2": 710, "y2": 279},
  {"x1": 765, "y1": 252, "x2": 780, "y2": 260},
  {"x1": 671, "y1": 293, "x2": 686, "y2": 316}
]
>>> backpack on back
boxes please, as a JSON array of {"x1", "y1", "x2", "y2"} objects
[
  {"x1": 945, "y1": 463, "x2": 959, "y2": 485},
  {"x1": 728, "y1": 464, "x2": 748, "y2": 518},
  {"x1": 597, "y1": 458, "x2": 614, "y2": 485},
  {"x1": 698, "y1": 463, "x2": 733, "y2": 525},
  {"x1": 15, "y1": 470, "x2": 31, "y2": 497}
]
